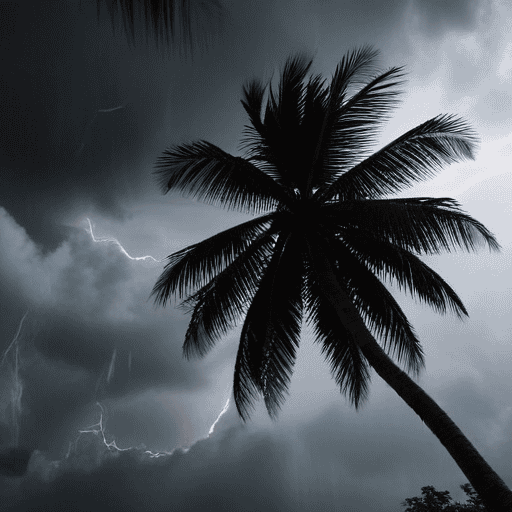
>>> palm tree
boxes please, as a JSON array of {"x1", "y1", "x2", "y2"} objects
[
  {"x1": 89, "y1": 0, "x2": 226, "y2": 57},
  {"x1": 149, "y1": 46, "x2": 512, "y2": 511}
]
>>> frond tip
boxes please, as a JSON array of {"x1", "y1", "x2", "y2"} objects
[
  {"x1": 148, "y1": 213, "x2": 275, "y2": 307},
  {"x1": 152, "y1": 140, "x2": 287, "y2": 215},
  {"x1": 318, "y1": 114, "x2": 479, "y2": 201}
]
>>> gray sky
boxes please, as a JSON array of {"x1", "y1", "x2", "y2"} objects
[{"x1": 1, "y1": 0, "x2": 512, "y2": 510}]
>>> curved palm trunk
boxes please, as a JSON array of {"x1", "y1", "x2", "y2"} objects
[
  {"x1": 360, "y1": 337, "x2": 512, "y2": 512},
  {"x1": 309, "y1": 246, "x2": 512, "y2": 512}
]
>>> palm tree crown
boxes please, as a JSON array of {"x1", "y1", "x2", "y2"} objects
[{"x1": 150, "y1": 46, "x2": 500, "y2": 422}]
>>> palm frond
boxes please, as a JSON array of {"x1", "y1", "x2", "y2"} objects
[
  {"x1": 330, "y1": 238, "x2": 426, "y2": 376},
  {"x1": 303, "y1": 253, "x2": 372, "y2": 408},
  {"x1": 149, "y1": 213, "x2": 276, "y2": 306},
  {"x1": 239, "y1": 70, "x2": 328, "y2": 194},
  {"x1": 153, "y1": 140, "x2": 290, "y2": 214},
  {"x1": 311, "y1": 66, "x2": 406, "y2": 190},
  {"x1": 239, "y1": 85, "x2": 298, "y2": 187},
  {"x1": 306, "y1": 46, "x2": 392, "y2": 191},
  {"x1": 288, "y1": 73, "x2": 329, "y2": 192},
  {"x1": 324, "y1": 197, "x2": 501, "y2": 254},
  {"x1": 233, "y1": 232, "x2": 302, "y2": 421},
  {"x1": 179, "y1": 228, "x2": 278, "y2": 359},
  {"x1": 277, "y1": 53, "x2": 314, "y2": 135},
  {"x1": 329, "y1": 45, "x2": 381, "y2": 91},
  {"x1": 240, "y1": 78, "x2": 267, "y2": 138},
  {"x1": 95, "y1": 0, "x2": 225, "y2": 58},
  {"x1": 338, "y1": 228, "x2": 468, "y2": 319},
  {"x1": 318, "y1": 114, "x2": 479, "y2": 202},
  {"x1": 238, "y1": 55, "x2": 314, "y2": 190},
  {"x1": 233, "y1": 321, "x2": 260, "y2": 421},
  {"x1": 257, "y1": 235, "x2": 303, "y2": 419}
]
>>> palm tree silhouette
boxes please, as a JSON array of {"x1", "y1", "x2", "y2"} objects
[
  {"x1": 91, "y1": 0, "x2": 225, "y2": 57},
  {"x1": 149, "y1": 46, "x2": 512, "y2": 511}
]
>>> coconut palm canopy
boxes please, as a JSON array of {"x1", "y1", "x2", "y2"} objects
[{"x1": 149, "y1": 45, "x2": 500, "y2": 422}]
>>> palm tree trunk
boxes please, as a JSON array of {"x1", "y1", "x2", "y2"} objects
[
  {"x1": 308, "y1": 245, "x2": 512, "y2": 512},
  {"x1": 360, "y1": 337, "x2": 512, "y2": 512}
]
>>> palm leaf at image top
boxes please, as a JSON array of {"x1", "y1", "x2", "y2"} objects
[
  {"x1": 150, "y1": 45, "x2": 500, "y2": 422},
  {"x1": 92, "y1": 0, "x2": 226, "y2": 58}
]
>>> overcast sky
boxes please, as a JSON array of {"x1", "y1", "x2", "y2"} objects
[{"x1": 1, "y1": 0, "x2": 512, "y2": 510}]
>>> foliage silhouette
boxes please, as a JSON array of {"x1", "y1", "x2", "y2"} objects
[
  {"x1": 402, "y1": 484, "x2": 487, "y2": 511},
  {"x1": 89, "y1": 0, "x2": 226, "y2": 58},
  {"x1": 149, "y1": 46, "x2": 511, "y2": 510}
]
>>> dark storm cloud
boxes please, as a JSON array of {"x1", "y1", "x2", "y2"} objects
[
  {"x1": 408, "y1": 0, "x2": 491, "y2": 35},
  {"x1": 0, "y1": 447, "x2": 32, "y2": 477},
  {"x1": 0, "y1": 0, "x2": 204, "y2": 254},
  {"x1": 3, "y1": 381, "x2": 508, "y2": 512},
  {"x1": 2, "y1": 423, "x2": 291, "y2": 512},
  {"x1": 295, "y1": 0, "x2": 489, "y2": 65},
  {"x1": 0, "y1": 207, "x2": 214, "y2": 454}
]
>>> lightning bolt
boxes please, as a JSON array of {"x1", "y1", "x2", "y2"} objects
[
  {"x1": 1, "y1": 310, "x2": 29, "y2": 447},
  {"x1": 68, "y1": 391, "x2": 232, "y2": 463},
  {"x1": 85, "y1": 218, "x2": 163, "y2": 264},
  {"x1": 67, "y1": 402, "x2": 181, "y2": 460},
  {"x1": 208, "y1": 396, "x2": 231, "y2": 437},
  {"x1": 97, "y1": 106, "x2": 126, "y2": 113},
  {"x1": 106, "y1": 348, "x2": 117, "y2": 384},
  {"x1": 75, "y1": 104, "x2": 127, "y2": 158},
  {"x1": 95, "y1": 348, "x2": 126, "y2": 401},
  {"x1": 71, "y1": 403, "x2": 131, "y2": 455}
]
